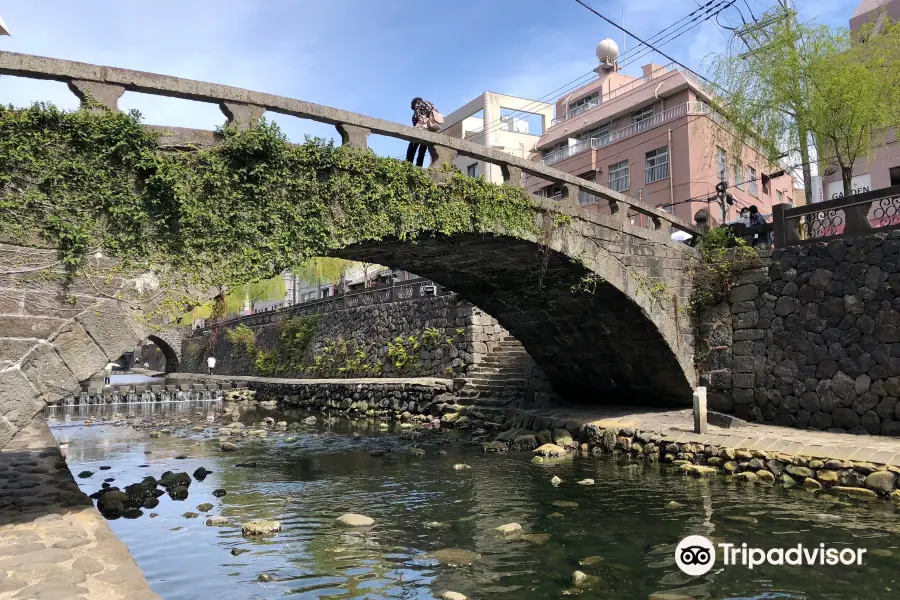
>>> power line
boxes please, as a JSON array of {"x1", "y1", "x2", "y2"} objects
[
  {"x1": 573, "y1": 0, "x2": 724, "y2": 92},
  {"x1": 469, "y1": 0, "x2": 735, "y2": 145}
]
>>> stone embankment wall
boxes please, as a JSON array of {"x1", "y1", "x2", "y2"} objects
[
  {"x1": 181, "y1": 294, "x2": 537, "y2": 381},
  {"x1": 699, "y1": 233, "x2": 900, "y2": 435},
  {"x1": 246, "y1": 379, "x2": 477, "y2": 427}
]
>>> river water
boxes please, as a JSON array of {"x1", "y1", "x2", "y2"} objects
[{"x1": 47, "y1": 403, "x2": 900, "y2": 600}]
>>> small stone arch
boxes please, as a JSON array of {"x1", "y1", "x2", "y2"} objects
[{"x1": 145, "y1": 335, "x2": 181, "y2": 373}]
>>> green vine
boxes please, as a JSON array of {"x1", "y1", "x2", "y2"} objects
[
  {"x1": 690, "y1": 227, "x2": 758, "y2": 313},
  {"x1": 225, "y1": 324, "x2": 256, "y2": 352},
  {"x1": 0, "y1": 103, "x2": 542, "y2": 297}
]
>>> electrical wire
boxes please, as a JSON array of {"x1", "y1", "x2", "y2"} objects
[{"x1": 468, "y1": 0, "x2": 736, "y2": 145}]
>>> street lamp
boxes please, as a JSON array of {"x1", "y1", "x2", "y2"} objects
[{"x1": 0, "y1": 17, "x2": 9, "y2": 36}]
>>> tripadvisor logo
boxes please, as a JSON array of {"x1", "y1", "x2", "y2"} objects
[{"x1": 675, "y1": 535, "x2": 867, "y2": 575}]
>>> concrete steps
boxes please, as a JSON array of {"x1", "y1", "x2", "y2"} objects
[{"x1": 461, "y1": 338, "x2": 530, "y2": 426}]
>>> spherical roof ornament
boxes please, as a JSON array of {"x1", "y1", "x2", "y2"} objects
[{"x1": 595, "y1": 38, "x2": 619, "y2": 64}]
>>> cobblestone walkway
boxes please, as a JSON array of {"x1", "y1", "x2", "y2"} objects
[
  {"x1": 0, "y1": 417, "x2": 159, "y2": 600},
  {"x1": 518, "y1": 406, "x2": 900, "y2": 467}
]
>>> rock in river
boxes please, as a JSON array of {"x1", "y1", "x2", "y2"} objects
[
  {"x1": 335, "y1": 513, "x2": 375, "y2": 528},
  {"x1": 439, "y1": 592, "x2": 467, "y2": 600},
  {"x1": 197, "y1": 503, "x2": 214, "y2": 512},
  {"x1": 206, "y1": 516, "x2": 229, "y2": 527},
  {"x1": 453, "y1": 464, "x2": 471, "y2": 471},
  {"x1": 432, "y1": 548, "x2": 479, "y2": 566},
  {"x1": 577, "y1": 479, "x2": 595, "y2": 486},
  {"x1": 78, "y1": 471, "x2": 93, "y2": 479},
  {"x1": 183, "y1": 512, "x2": 199, "y2": 519},
  {"x1": 535, "y1": 443, "x2": 567, "y2": 458},
  {"x1": 553, "y1": 500, "x2": 579, "y2": 508},
  {"x1": 242, "y1": 520, "x2": 282, "y2": 536},
  {"x1": 221, "y1": 442, "x2": 238, "y2": 452},
  {"x1": 495, "y1": 523, "x2": 522, "y2": 536},
  {"x1": 572, "y1": 571, "x2": 587, "y2": 585},
  {"x1": 193, "y1": 467, "x2": 212, "y2": 480},
  {"x1": 212, "y1": 489, "x2": 227, "y2": 498},
  {"x1": 550, "y1": 476, "x2": 563, "y2": 486}
]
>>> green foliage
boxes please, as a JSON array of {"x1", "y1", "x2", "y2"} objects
[
  {"x1": 257, "y1": 315, "x2": 322, "y2": 376},
  {"x1": 312, "y1": 335, "x2": 380, "y2": 375},
  {"x1": 226, "y1": 324, "x2": 256, "y2": 352},
  {"x1": 291, "y1": 257, "x2": 352, "y2": 287},
  {"x1": 690, "y1": 227, "x2": 757, "y2": 313},
  {"x1": 805, "y1": 20, "x2": 900, "y2": 196},
  {"x1": 387, "y1": 335, "x2": 422, "y2": 374},
  {"x1": 0, "y1": 103, "x2": 540, "y2": 290}
]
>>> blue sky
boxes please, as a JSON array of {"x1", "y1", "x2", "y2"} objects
[{"x1": 0, "y1": 0, "x2": 860, "y2": 158}]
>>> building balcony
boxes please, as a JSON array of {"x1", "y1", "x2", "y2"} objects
[
  {"x1": 540, "y1": 101, "x2": 711, "y2": 167},
  {"x1": 550, "y1": 63, "x2": 688, "y2": 127}
]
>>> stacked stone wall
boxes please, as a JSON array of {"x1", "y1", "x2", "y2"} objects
[
  {"x1": 699, "y1": 233, "x2": 900, "y2": 435},
  {"x1": 181, "y1": 295, "x2": 531, "y2": 380}
]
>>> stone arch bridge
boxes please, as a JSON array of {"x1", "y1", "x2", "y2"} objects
[{"x1": 0, "y1": 52, "x2": 701, "y2": 448}]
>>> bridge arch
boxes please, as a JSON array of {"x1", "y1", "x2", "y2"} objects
[
  {"x1": 0, "y1": 51, "x2": 702, "y2": 448},
  {"x1": 331, "y1": 213, "x2": 696, "y2": 406},
  {"x1": 145, "y1": 334, "x2": 181, "y2": 373}
]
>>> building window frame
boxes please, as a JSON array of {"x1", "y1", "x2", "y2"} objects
[
  {"x1": 608, "y1": 160, "x2": 630, "y2": 192},
  {"x1": 776, "y1": 190, "x2": 784, "y2": 205},
  {"x1": 466, "y1": 163, "x2": 478, "y2": 178},
  {"x1": 632, "y1": 106, "x2": 655, "y2": 133},
  {"x1": 748, "y1": 166, "x2": 758, "y2": 196},
  {"x1": 890, "y1": 166, "x2": 900, "y2": 187},
  {"x1": 645, "y1": 146, "x2": 670, "y2": 184},
  {"x1": 716, "y1": 146, "x2": 727, "y2": 184},
  {"x1": 733, "y1": 159, "x2": 744, "y2": 190}
]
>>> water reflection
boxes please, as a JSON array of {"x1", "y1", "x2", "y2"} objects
[{"x1": 50, "y1": 408, "x2": 900, "y2": 600}]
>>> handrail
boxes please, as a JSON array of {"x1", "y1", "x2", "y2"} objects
[
  {"x1": 541, "y1": 102, "x2": 709, "y2": 167},
  {"x1": 550, "y1": 63, "x2": 689, "y2": 126},
  {"x1": 0, "y1": 51, "x2": 697, "y2": 236},
  {"x1": 191, "y1": 277, "x2": 443, "y2": 334},
  {"x1": 772, "y1": 184, "x2": 900, "y2": 248}
]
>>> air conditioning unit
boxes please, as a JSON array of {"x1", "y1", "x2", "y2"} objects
[{"x1": 422, "y1": 285, "x2": 437, "y2": 296}]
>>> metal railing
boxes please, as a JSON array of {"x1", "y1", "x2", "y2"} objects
[
  {"x1": 772, "y1": 184, "x2": 900, "y2": 248},
  {"x1": 192, "y1": 278, "x2": 446, "y2": 334},
  {"x1": 550, "y1": 63, "x2": 687, "y2": 126},
  {"x1": 541, "y1": 102, "x2": 710, "y2": 166},
  {"x1": 565, "y1": 98, "x2": 601, "y2": 121},
  {"x1": 644, "y1": 162, "x2": 670, "y2": 185}
]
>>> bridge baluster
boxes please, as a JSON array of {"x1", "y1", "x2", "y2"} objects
[
  {"x1": 219, "y1": 102, "x2": 266, "y2": 132},
  {"x1": 335, "y1": 124, "x2": 371, "y2": 150},
  {"x1": 562, "y1": 183, "x2": 580, "y2": 206},
  {"x1": 500, "y1": 164, "x2": 523, "y2": 187},
  {"x1": 428, "y1": 145, "x2": 458, "y2": 170},
  {"x1": 607, "y1": 199, "x2": 627, "y2": 224},
  {"x1": 67, "y1": 80, "x2": 125, "y2": 113}
]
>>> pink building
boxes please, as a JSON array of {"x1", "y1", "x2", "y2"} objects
[
  {"x1": 525, "y1": 39, "x2": 795, "y2": 227},
  {"x1": 816, "y1": 0, "x2": 900, "y2": 202}
]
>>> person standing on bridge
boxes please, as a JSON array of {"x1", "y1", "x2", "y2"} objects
[
  {"x1": 207, "y1": 356, "x2": 216, "y2": 376},
  {"x1": 406, "y1": 97, "x2": 440, "y2": 167}
]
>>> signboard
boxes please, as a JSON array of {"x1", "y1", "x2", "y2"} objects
[
  {"x1": 827, "y1": 173, "x2": 871, "y2": 200},
  {"x1": 810, "y1": 175, "x2": 824, "y2": 203}
]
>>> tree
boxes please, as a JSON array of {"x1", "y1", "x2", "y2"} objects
[
  {"x1": 705, "y1": 8, "x2": 824, "y2": 203},
  {"x1": 805, "y1": 20, "x2": 900, "y2": 198}
]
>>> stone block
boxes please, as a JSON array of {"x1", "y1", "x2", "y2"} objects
[
  {"x1": 19, "y1": 343, "x2": 79, "y2": 404},
  {"x1": 50, "y1": 322, "x2": 109, "y2": 382},
  {"x1": 76, "y1": 299, "x2": 152, "y2": 358}
]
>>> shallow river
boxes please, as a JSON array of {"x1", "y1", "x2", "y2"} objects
[{"x1": 47, "y1": 402, "x2": 900, "y2": 600}]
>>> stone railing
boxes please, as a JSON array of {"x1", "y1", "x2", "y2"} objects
[
  {"x1": 191, "y1": 278, "x2": 445, "y2": 334},
  {"x1": 0, "y1": 51, "x2": 697, "y2": 238},
  {"x1": 772, "y1": 184, "x2": 900, "y2": 248}
]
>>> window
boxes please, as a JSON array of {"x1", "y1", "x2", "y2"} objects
[
  {"x1": 466, "y1": 163, "x2": 478, "y2": 178},
  {"x1": 567, "y1": 92, "x2": 599, "y2": 119},
  {"x1": 777, "y1": 190, "x2": 783, "y2": 205},
  {"x1": 577, "y1": 123, "x2": 611, "y2": 146},
  {"x1": 891, "y1": 166, "x2": 900, "y2": 186},
  {"x1": 632, "y1": 106, "x2": 655, "y2": 132},
  {"x1": 645, "y1": 146, "x2": 670, "y2": 184},
  {"x1": 748, "y1": 166, "x2": 758, "y2": 196},
  {"x1": 786, "y1": 197, "x2": 793, "y2": 207},
  {"x1": 733, "y1": 160, "x2": 744, "y2": 190},
  {"x1": 320, "y1": 287, "x2": 331, "y2": 298},
  {"x1": 716, "y1": 147, "x2": 727, "y2": 183},
  {"x1": 608, "y1": 160, "x2": 630, "y2": 192}
]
